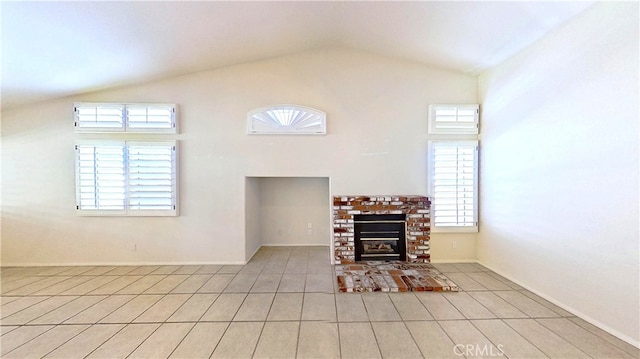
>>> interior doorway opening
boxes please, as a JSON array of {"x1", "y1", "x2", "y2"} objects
[{"x1": 245, "y1": 177, "x2": 331, "y2": 260}]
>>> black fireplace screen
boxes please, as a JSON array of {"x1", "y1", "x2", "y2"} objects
[{"x1": 354, "y1": 214, "x2": 406, "y2": 261}]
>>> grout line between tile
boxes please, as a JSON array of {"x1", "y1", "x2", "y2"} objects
[{"x1": 2, "y1": 248, "x2": 634, "y2": 359}]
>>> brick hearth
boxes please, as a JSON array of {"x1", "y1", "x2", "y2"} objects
[{"x1": 333, "y1": 196, "x2": 431, "y2": 264}]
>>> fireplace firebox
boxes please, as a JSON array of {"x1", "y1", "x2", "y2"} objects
[{"x1": 354, "y1": 214, "x2": 406, "y2": 261}]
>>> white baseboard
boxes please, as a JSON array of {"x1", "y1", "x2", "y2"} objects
[
  {"x1": 478, "y1": 260, "x2": 640, "y2": 350},
  {"x1": 1, "y1": 244, "x2": 333, "y2": 267},
  {"x1": 245, "y1": 245, "x2": 263, "y2": 263},
  {"x1": 430, "y1": 259, "x2": 479, "y2": 264},
  {"x1": 255, "y1": 244, "x2": 332, "y2": 264},
  {"x1": 259, "y1": 243, "x2": 330, "y2": 247},
  {"x1": 0, "y1": 260, "x2": 247, "y2": 267}
]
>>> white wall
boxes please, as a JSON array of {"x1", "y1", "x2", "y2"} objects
[
  {"x1": 430, "y1": 233, "x2": 477, "y2": 263},
  {"x1": 244, "y1": 177, "x2": 262, "y2": 259},
  {"x1": 1, "y1": 48, "x2": 478, "y2": 265},
  {"x1": 256, "y1": 177, "x2": 330, "y2": 246},
  {"x1": 478, "y1": 2, "x2": 639, "y2": 346}
]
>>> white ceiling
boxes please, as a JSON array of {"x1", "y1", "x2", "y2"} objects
[{"x1": 1, "y1": 1, "x2": 594, "y2": 109}]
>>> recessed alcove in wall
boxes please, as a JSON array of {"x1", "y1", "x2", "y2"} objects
[{"x1": 245, "y1": 177, "x2": 330, "y2": 259}]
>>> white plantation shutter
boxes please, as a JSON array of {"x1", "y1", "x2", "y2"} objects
[
  {"x1": 127, "y1": 144, "x2": 176, "y2": 212},
  {"x1": 74, "y1": 103, "x2": 176, "y2": 133},
  {"x1": 75, "y1": 144, "x2": 126, "y2": 212},
  {"x1": 429, "y1": 104, "x2": 479, "y2": 134},
  {"x1": 430, "y1": 141, "x2": 478, "y2": 231},
  {"x1": 126, "y1": 104, "x2": 176, "y2": 132},
  {"x1": 75, "y1": 141, "x2": 177, "y2": 216},
  {"x1": 74, "y1": 104, "x2": 125, "y2": 131}
]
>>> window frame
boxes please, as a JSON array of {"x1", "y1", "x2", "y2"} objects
[
  {"x1": 428, "y1": 140, "x2": 479, "y2": 233},
  {"x1": 74, "y1": 140, "x2": 178, "y2": 217},
  {"x1": 427, "y1": 102, "x2": 481, "y2": 233}
]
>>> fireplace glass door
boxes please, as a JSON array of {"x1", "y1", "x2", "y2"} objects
[{"x1": 354, "y1": 214, "x2": 406, "y2": 261}]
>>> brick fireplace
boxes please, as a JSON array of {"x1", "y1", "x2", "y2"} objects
[{"x1": 333, "y1": 196, "x2": 431, "y2": 264}]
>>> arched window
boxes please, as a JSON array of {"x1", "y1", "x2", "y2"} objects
[{"x1": 247, "y1": 104, "x2": 326, "y2": 135}]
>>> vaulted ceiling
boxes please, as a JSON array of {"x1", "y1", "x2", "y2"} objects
[{"x1": 1, "y1": 1, "x2": 593, "y2": 109}]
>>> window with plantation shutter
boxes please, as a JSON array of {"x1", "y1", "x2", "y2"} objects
[
  {"x1": 75, "y1": 141, "x2": 177, "y2": 216},
  {"x1": 428, "y1": 104, "x2": 479, "y2": 134},
  {"x1": 429, "y1": 141, "x2": 478, "y2": 232},
  {"x1": 75, "y1": 103, "x2": 176, "y2": 133}
]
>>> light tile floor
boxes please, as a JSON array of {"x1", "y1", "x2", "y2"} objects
[{"x1": 1, "y1": 246, "x2": 638, "y2": 358}]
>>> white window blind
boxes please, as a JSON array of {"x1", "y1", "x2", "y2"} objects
[
  {"x1": 428, "y1": 104, "x2": 479, "y2": 134},
  {"x1": 429, "y1": 141, "x2": 478, "y2": 231},
  {"x1": 75, "y1": 141, "x2": 177, "y2": 216},
  {"x1": 75, "y1": 103, "x2": 176, "y2": 133}
]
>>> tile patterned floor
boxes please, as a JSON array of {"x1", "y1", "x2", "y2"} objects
[
  {"x1": 1, "y1": 246, "x2": 638, "y2": 358},
  {"x1": 336, "y1": 261, "x2": 459, "y2": 292}
]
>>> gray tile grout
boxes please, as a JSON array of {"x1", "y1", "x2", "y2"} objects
[
  {"x1": 467, "y1": 319, "x2": 517, "y2": 358},
  {"x1": 40, "y1": 322, "x2": 95, "y2": 358},
  {"x1": 502, "y1": 317, "x2": 591, "y2": 359},
  {"x1": 1, "y1": 247, "x2": 636, "y2": 359}
]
